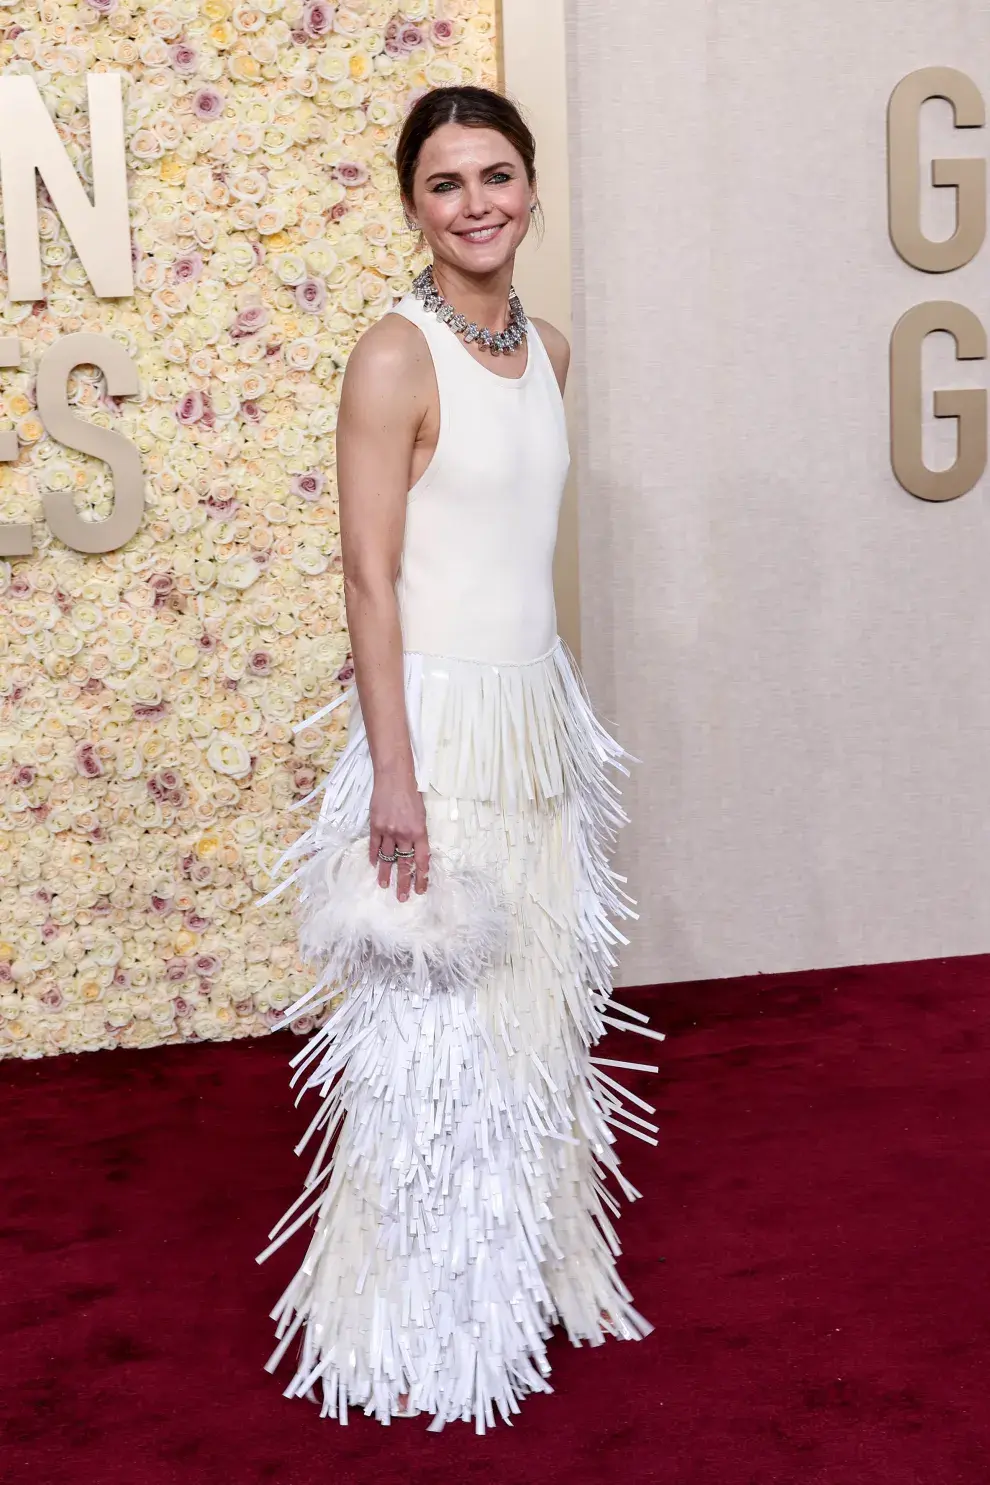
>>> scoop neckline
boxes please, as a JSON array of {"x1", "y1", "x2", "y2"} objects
[{"x1": 414, "y1": 297, "x2": 536, "y2": 387}]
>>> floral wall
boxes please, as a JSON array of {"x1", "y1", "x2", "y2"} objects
[{"x1": 0, "y1": 0, "x2": 498, "y2": 1059}]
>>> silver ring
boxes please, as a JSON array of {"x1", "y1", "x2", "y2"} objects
[
  {"x1": 394, "y1": 848, "x2": 415, "y2": 859},
  {"x1": 377, "y1": 848, "x2": 397, "y2": 863}
]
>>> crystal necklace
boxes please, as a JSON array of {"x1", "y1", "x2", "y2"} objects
[{"x1": 410, "y1": 263, "x2": 528, "y2": 356}]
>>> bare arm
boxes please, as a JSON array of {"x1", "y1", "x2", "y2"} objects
[{"x1": 336, "y1": 315, "x2": 432, "y2": 897}]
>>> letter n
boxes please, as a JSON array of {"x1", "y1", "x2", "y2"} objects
[{"x1": 0, "y1": 72, "x2": 132, "y2": 301}]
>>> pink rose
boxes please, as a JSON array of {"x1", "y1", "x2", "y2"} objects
[
  {"x1": 172, "y1": 251, "x2": 204, "y2": 283},
  {"x1": 194, "y1": 954, "x2": 221, "y2": 977},
  {"x1": 133, "y1": 702, "x2": 168, "y2": 721},
  {"x1": 395, "y1": 23, "x2": 424, "y2": 52},
  {"x1": 150, "y1": 892, "x2": 172, "y2": 914},
  {"x1": 83, "y1": 0, "x2": 117, "y2": 14},
  {"x1": 294, "y1": 276, "x2": 326, "y2": 313},
  {"x1": 335, "y1": 161, "x2": 368, "y2": 186},
  {"x1": 183, "y1": 910, "x2": 211, "y2": 933},
  {"x1": 431, "y1": 18, "x2": 455, "y2": 46},
  {"x1": 40, "y1": 986, "x2": 64, "y2": 1009},
  {"x1": 166, "y1": 959, "x2": 189, "y2": 983},
  {"x1": 192, "y1": 87, "x2": 224, "y2": 121},
  {"x1": 301, "y1": 0, "x2": 334, "y2": 39},
  {"x1": 75, "y1": 743, "x2": 103, "y2": 778},
  {"x1": 10, "y1": 573, "x2": 33, "y2": 598},
  {"x1": 247, "y1": 650, "x2": 272, "y2": 676},
  {"x1": 240, "y1": 400, "x2": 263, "y2": 424},
  {"x1": 291, "y1": 470, "x2": 325, "y2": 501},
  {"x1": 176, "y1": 390, "x2": 205, "y2": 425},
  {"x1": 205, "y1": 493, "x2": 240, "y2": 517},
  {"x1": 14, "y1": 766, "x2": 34, "y2": 787},
  {"x1": 169, "y1": 42, "x2": 199, "y2": 75},
  {"x1": 149, "y1": 572, "x2": 174, "y2": 594},
  {"x1": 231, "y1": 304, "x2": 270, "y2": 338}
]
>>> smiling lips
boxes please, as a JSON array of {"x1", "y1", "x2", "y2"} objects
[{"x1": 455, "y1": 223, "x2": 505, "y2": 243}]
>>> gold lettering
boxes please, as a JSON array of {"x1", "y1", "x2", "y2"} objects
[
  {"x1": 888, "y1": 67, "x2": 986, "y2": 273},
  {"x1": 890, "y1": 301, "x2": 987, "y2": 502}
]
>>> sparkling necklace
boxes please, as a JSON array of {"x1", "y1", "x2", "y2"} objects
[{"x1": 411, "y1": 264, "x2": 528, "y2": 356}]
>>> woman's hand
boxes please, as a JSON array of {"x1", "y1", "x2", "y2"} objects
[{"x1": 370, "y1": 773, "x2": 430, "y2": 900}]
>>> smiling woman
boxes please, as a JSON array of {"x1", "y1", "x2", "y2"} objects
[{"x1": 257, "y1": 85, "x2": 662, "y2": 1435}]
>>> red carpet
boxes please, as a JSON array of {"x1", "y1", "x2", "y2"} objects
[{"x1": 4, "y1": 955, "x2": 990, "y2": 1484}]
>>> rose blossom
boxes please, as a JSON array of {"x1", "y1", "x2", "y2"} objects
[
  {"x1": 14, "y1": 766, "x2": 35, "y2": 787},
  {"x1": 247, "y1": 650, "x2": 272, "y2": 676},
  {"x1": 165, "y1": 959, "x2": 189, "y2": 983},
  {"x1": 75, "y1": 743, "x2": 103, "y2": 778},
  {"x1": 240, "y1": 400, "x2": 263, "y2": 424},
  {"x1": 294, "y1": 276, "x2": 326, "y2": 313},
  {"x1": 386, "y1": 20, "x2": 424, "y2": 54},
  {"x1": 192, "y1": 87, "x2": 224, "y2": 121},
  {"x1": 291, "y1": 470, "x2": 324, "y2": 502},
  {"x1": 83, "y1": 0, "x2": 117, "y2": 14},
  {"x1": 431, "y1": 18, "x2": 455, "y2": 46},
  {"x1": 335, "y1": 161, "x2": 368, "y2": 186},
  {"x1": 169, "y1": 42, "x2": 199, "y2": 74},
  {"x1": 231, "y1": 304, "x2": 270, "y2": 338},
  {"x1": 172, "y1": 251, "x2": 204, "y2": 284},
  {"x1": 300, "y1": 0, "x2": 334, "y2": 39},
  {"x1": 175, "y1": 390, "x2": 205, "y2": 425}
]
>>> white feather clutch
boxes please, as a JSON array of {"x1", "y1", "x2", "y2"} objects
[{"x1": 293, "y1": 830, "x2": 511, "y2": 996}]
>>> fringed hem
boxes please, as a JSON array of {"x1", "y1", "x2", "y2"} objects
[{"x1": 255, "y1": 635, "x2": 662, "y2": 1432}]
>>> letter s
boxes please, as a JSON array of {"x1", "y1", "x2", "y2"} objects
[{"x1": 35, "y1": 332, "x2": 144, "y2": 553}]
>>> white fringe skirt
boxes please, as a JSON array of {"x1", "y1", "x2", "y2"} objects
[{"x1": 255, "y1": 636, "x2": 663, "y2": 1432}]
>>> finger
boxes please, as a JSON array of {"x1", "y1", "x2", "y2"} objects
[
  {"x1": 395, "y1": 843, "x2": 414, "y2": 902},
  {"x1": 377, "y1": 836, "x2": 395, "y2": 889},
  {"x1": 414, "y1": 834, "x2": 430, "y2": 894}
]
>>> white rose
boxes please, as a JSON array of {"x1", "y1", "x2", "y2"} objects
[
  {"x1": 217, "y1": 554, "x2": 261, "y2": 590},
  {"x1": 292, "y1": 546, "x2": 329, "y2": 576},
  {"x1": 206, "y1": 733, "x2": 253, "y2": 777}
]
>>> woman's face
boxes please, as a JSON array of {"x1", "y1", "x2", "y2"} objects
[{"x1": 407, "y1": 123, "x2": 535, "y2": 277}]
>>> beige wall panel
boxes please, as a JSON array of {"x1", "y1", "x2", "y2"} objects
[
  {"x1": 500, "y1": 0, "x2": 580, "y2": 657},
  {"x1": 567, "y1": 1, "x2": 990, "y2": 984}
]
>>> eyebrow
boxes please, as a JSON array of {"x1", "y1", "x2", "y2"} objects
[{"x1": 424, "y1": 161, "x2": 517, "y2": 183}]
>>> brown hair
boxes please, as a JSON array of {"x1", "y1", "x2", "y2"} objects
[{"x1": 395, "y1": 85, "x2": 538, "y2": 214}]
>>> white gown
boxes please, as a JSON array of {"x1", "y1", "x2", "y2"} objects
[{"x1": 255, "y1": 290, "x2": 663, "y2": 1432}]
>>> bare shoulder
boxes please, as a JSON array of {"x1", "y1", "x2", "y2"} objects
[
  {"x1": 340, "y1": 310, "x2": 434, "y2": 420},
  {"x1": 344, "y1": 310, "x2": 429, "y2": 385},
  {"x1": 530, "y1": 316, "x2": 571, "y2": 392}
]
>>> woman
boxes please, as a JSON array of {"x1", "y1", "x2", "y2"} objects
[{"x1": 256, "y1": 85, "x2": 662, "y2": 1433}]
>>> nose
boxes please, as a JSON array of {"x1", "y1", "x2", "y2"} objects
[{"x1": 461, "y1": 179, "x2": 490, "y2": 218}]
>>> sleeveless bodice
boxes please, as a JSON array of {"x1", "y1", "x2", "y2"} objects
[{"x1": 388, "y1": 290, "x2": 570, "y2": 665}]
